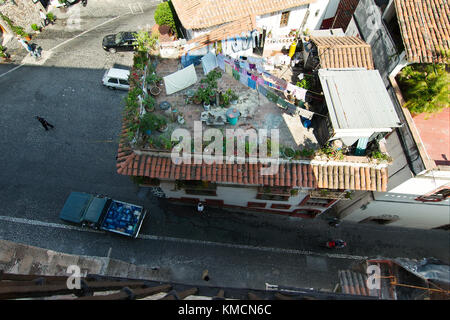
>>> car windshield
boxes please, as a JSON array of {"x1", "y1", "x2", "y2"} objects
[{"x1": 115, "y1": 33, "x2": 124, "y2": 45}]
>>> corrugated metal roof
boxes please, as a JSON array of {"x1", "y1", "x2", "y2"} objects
[{"x1": 318, "y1": 69, "x2": 401, "y2": 130}]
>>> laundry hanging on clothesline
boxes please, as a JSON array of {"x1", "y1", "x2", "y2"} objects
[
  {"x1": 201, "y1": 52, "x2": 218, "y2": 75},
  {"x1": 216, "y1": 53, "x2": 315, "y2": 119}
]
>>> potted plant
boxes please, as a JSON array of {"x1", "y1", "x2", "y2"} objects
[
  {"x1": 31, "y1": 24, "x2": 41, "y2": 33},
  {"x1": 157, "y1": 115, "x2": 168, "y2": 133},
  {"x1": 140, "y1": 113, "x2": 159, "y2": 136},
  {"x1": 177, "y1": 112, "x2": 185, "y2": 124},
  {"x1": 283, "y1": 147, "x2": 295, "y2": 160},
  {"x1": 46, "y1": 12, "x2": 56, "y2": 24},
  {"x1": 146, "y1": 72, "x2": 162, "y2": 96},
  {"x1": 0, "y1": 46, "x2": 10, "y2": 61},
  {"x1": 143, "y1": 94, "x2": 155, "y2": 112},
  {"x1": 203, "y1": 99, "x2": 211, "y2": 111},
  {"x1": 227, "y1": 89, "x2": 238, "y2": 105},
  {"x1": 193, "y1": 93, "x2": 202, "y2": 105}
]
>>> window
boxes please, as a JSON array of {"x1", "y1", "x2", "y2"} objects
[
  {"x1": 271, "y1": 204, "x2": 291, "y2": 210},
  {"x1": 247, "y1": 202, "x2": 267, "y2": 208},
  {"x1": 416, "y1": 188, "x2": 450, "y2": 202},
  {"x1": 205, "y1": 199, "x2": 224, "y2": 206},
  {"x1": 108, "y1": 78, "x2": 118, "y2": 84},
  {"x1": 119, "y1": 79, "x2": 129, "y2": 85},
  {"x1": 257, "y1": 186, "x2": 290, "y2": 201},
  {"x1": 181, "y1": 180, "x2": 217, "y2": 196},
  {"x1": 292, "y1": 209, "x2": 321, "y2": 218},
  {"x1": 303, "y1": 198, "x2": 337, "y2": 208},
  {"x1": 280, "y1": 11, "x2": 290, "y2": 27}
]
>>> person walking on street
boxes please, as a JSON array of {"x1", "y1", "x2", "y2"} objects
[
  {"x1": 39, "y1": 9, "x2": 49, "y2": 27},
  {"x1": 36, "y1": 116, "x2": 54, "y2": 131},
  {"x1": 197, "y1": 202, "x2": 204, "y2": 214},
  {"x1": 18, "y1": 37, "x2": 32, "y2": 54},
  {"x1": 31, "y1": 44, "x2": 41, "y2": 59}
]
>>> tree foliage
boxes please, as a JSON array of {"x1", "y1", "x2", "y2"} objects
[
  {"x1": 154, "y1": 1, "x2": 176, "y2": 33},
  {"x1": 397, "y1": 63, "x2": 449, "y2": 115},
  {"x1": 132, "y1": 31, "x2": 158, "y2": 53}
]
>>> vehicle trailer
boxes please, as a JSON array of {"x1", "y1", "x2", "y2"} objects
[{"x1": 59, "y1": 192, "x2": 147, "y2": 238}]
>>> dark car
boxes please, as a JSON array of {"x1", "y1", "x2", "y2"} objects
[{"x1": 102, "y1": 32, "x2": 137, "y2": 53}]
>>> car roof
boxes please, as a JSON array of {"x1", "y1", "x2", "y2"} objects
[
  {"x1": 119, "y1": 32, "x2": 136, "y2": 39},
  {"x1": 106, "y1": 68, "x2": 130, "y2": 79}
]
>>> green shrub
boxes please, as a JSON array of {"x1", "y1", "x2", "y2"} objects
[
  {"x1": 31, "y1": 24, "x2": 40, "y2": 31},
  {"x1": 46, "y1": 12, "x2": 55, "y2": 22},
  {"x1": 132, "y1": 31, "x2": 158, "y2": 53},
  {"x1": 296, "y1": 78, "x2": 312, "y2": 90},
  {"x1": 154, "y1": 2, "x2": 176, "y2": 34},
  {"x1": 397, "y1": 63, "x2": 449, "y2": 115},
  {"x1": 370, "y1": 151, "x2": 392, "y2": 162}
]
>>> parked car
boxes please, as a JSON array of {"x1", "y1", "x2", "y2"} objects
[
  {"x1": 59, "y1": 192, "x2": 147, "y2": 238},
  {"x1": 102, "y1": 32, "x2": 136, "y2": 53},
  {"x1": 102, "y1": 68, "x2": 130, "y2": 91}
]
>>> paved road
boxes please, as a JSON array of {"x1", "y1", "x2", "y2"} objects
[{"x1": 0, "y1": 0, "x2": 448, "y2": 292}]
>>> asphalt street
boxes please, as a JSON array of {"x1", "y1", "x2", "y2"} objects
[{"x1": 0, "y1": 0, "x2": 449, "y2": 291}]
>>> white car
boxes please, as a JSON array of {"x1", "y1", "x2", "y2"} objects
[{"x1": 102, "y1": 68, "x2": 130, "y2": 90}]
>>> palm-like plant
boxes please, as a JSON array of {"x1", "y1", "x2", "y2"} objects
[{"x1": 397, "y1": 64, "x2": 449, "y2": 115}]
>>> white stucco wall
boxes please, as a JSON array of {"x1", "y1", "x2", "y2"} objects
[
  {"x1": 342, "y1": 192, "x2": 450, "y2": 229},
  {"x1": 345, "y1": 17, "x2": 361, "y2": 36},
  {"x1": 323, "y1": 0, "x2": 340, "y2": 20},
  {"x1": 158, "y1": 181, "x2": 331, "y2": 213},
  {"x1": 388, "y1": 176, "x2": 450, "y2": 196},
  {"x1": 256, "y1": 5, "x2": 309, "y2": 38},
  {"x1": 303, "y1": 0, "x2": 331, "y2": 31}
]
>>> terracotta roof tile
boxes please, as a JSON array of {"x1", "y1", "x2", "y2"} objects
[
  {"x1": 116, "y1": 145, "x2": 389, "y2": 191},
  {"x1": 394, "y1": 0, "x2": 450, "y2": 63},
  {"x1": 330, "y1": 0, "x2": 359, "y2": 31},
  {"x1": 172, "y1": 0, "x2": 315, "y2": 29},
  {"x1": 310, "y1": 36, "x2": 375, "y2": 69}
]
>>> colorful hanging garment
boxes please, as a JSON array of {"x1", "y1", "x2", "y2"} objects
[
  {"x1": 217, "y1": 54, "x2": 225, "y2": 71},
  {"x1": 258, "y1": 85, "x2": 268, "y2": 96},
  {"x1": 232, "y1": 69, "x2": 240, "y2": 81},
  {"x1": 248, "y1": 78, "x2": 257, "y2": 90},
  {"x1": 256, "y1": 77, "x2": 265, "y2": 86},
  {"x1": 277, "y1": 97, "x2": 289, "y2": 109},
  {"x1": 266, "y1": 90, "x2": 279, "y2": 103},
  {"x1": 225, "y1": 63, "x2": 233, "y2": 76},
  {"x1": 240, "y1": 73, "x2": 249, "y2": 86}
]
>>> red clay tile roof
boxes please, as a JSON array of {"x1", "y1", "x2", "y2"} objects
[
  {"x1": 171, "y1": 0, "x2": 316, "y2": 29},
  {"x1": 310, "y1": 36, "x2": 374, "y2": 69},
  {"x1": 116, "y1": 148, "x2": 388, "y2": 192},
  {"x1": 394, "y1": 0, "x2": 450, "y2": 63},
  {"x1": 185, "y1": 15, "x2": 256, "y2": 53},
  {"x1": 330, "y1": 0, "x2": 360, "y2": 31}
]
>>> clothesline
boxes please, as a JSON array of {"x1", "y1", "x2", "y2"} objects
[{"x1": 213, "y1": 53, "x2": 320, "y2": 120}]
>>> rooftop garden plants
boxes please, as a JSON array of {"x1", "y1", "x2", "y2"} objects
[
  {"x1": 370, "y1": 151, "x2": 392, "y2": 163},
  {"x1": 133, "y1": 30, "x2": 158, "y2": 53},
  {"x1": 397, "y1": 63, "x2": 449, "y2": 115},
  {"x1": 140, "y1": 112, "x2": 160, "y2": 134},
  {"x1": 317, "y1": 143, "x2": 344, "y2": 160},
  {"x1": 154, "y1": 1, "x2": 179, "y2": 37}
]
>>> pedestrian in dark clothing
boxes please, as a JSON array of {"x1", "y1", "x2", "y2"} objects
[{"x1": 36, "y1": 116, "x2": 54, "y2": 131}]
